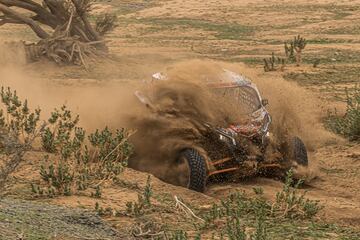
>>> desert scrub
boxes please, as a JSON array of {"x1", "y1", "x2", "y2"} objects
[
  {"x1": 93, "y1": 176, "x2": 153, "y2": 218},
  {"x1": 201, "y1": 191, "x2": 270, "y2": 239},
  {"x1": 126, "y1": 176, "x2": 153, "y2": 217},
  {"x1": 91, "y1": 185, "x2": 102, "y2": 198},
  {"x1": 263, "y1": 52, "x2": 286, "y2": 72},
  {"x1": 95, "y1": 202, "x2": 122, "y2": 217},
  {"x1": 271, "y1": 170, "x2": 322, "y2": 219},
  {"x1": 0, "y1": 90, "x2": 135, "y2": 197},
  {"x1": 0, "y1": 87, "x2": 43, "y2": 189},
  {"x1": 35, "y1": 106, "x2": 134, "y2": 196},
  {"x1": 199, "y1": 170, "x2": 321, "y2": 238},
  {"x1": 95, "y1": 13, "x2": 118, "y2": 36},
  {"x1": 284, "y1": 35, "x2": 307, "y2": 66},
  {"x1": 325, "y1": 86, "x2": 360, "y2": 141}
]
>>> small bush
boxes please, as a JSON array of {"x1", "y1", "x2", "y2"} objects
[
  {"x1": 167, "y1": 230, "x2": 188, "y2": 240},
  {"x1": 0, "y1": 87, "x2": 42, "y2": 189},
  {"x1": 263, "y1": 52, "x2": 286, "y2": 72},
  {"x1": 125, "y1": 176, "x2": 153, "y2": 217},
  {"x1": 0, "y1": 87, "x2": 42, "y2": 144},
  {"x1": 225, "y1": 218, "x2": 246, "y2": 240},
  {"x1": 326, "y1": 86, "x2": 360, "y2": 141},
  {"x1": 41, "y1": 105, "x2": 80, "y2": 155},
  {"x1": 0, "y1": 87, "x2": 133, "y2": 196},
  {"x1": 253, "y1": 201, "x2": 268, "y2": 240},
  {"x1": 199, "y1": 170, "x2": 321, "y2": 238},
  {"x1": 271, "y1": 169, "x2": 322, "y2": 219},
  {"x1": 284, "y1": 35, "x2": 307, "y2": 66},
  {"x1": 40, "y1": 161, "x2": 74, "y2": 196},
  {"x1": 37, "y1": 106, "x2": 134, "y2": 196},
  {"x1": 95, "y1": 202, "x2": 121, "y2": 217},
  {"x1": 95, "y1": 13, "x2": 118, "y2": 36},
  {"x1": 91, "y1": 185, "x2": 102, "y2": 198},
  {"x1": 253, "y1": 187, "x2": 264, "y2": 195}
]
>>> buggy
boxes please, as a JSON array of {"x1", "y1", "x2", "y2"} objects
[{"x1": 135, "y1": 69, "x2": 308, "y2": 192}]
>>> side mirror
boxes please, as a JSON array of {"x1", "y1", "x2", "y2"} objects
[{"x1": 261, "y1": 99, "x2": 269, "y2": 106}]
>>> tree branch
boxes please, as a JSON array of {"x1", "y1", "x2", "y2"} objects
[
  {"x1": 43, "y1": 0, "x2": 68, "y2": 22},
  {"x1": 71, "y1": 0, "x2": 100, "y2": 41},
  {"x1": 0, "y1": 0, "x2": 59, "y2": 28},
  {"x1": 0, "y1": 3, "x2": 50, "y2": 39},
  {"x1": 0, "y1": 17, "x2": 21, "y2": 25},
  {"x1": 0, "y1": 0, "x2": 39, "y2": 12}
]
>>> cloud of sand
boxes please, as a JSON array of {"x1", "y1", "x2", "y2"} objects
[
  {"x1": 0, "y1": 42, "x2": 145, "y2": 132},
  {"x1": 125, "y1": 60, "x2": 338, "y2": 185},
  {"x1": 0, "y1": 42, "x2": 27, "y2": 66},
  {"x1": 0, "y1": 44, "x2": 334, "y2": 148},
  {"x1": 126, "y1": 62, "x2": 260, "y2": 183},
  {"x1": 0, "y1": 46, "x2": 336, "y2": 184}
]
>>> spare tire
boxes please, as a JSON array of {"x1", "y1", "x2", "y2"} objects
[
  {"x1": 291, "y1": 136, "x2": 308, "y2": 166},
  {"x1": 176, "y1": 148, "x2": 208, "y2": 192}
]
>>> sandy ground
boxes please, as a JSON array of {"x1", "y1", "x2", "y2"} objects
[{"x1": 0, "y1": 0, "x2": 360, "y2": 238}]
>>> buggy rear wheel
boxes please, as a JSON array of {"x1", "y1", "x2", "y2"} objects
[
  {"x1": 291, "y1": 136, "x2": 308, "y2": 166},
  {"x1": 176, "y1": 148, "x2": 208, "y2": 192}
]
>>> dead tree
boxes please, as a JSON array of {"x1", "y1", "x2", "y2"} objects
[{"x1": 0, "y1": 0, "x2": 117, "y2": 68}]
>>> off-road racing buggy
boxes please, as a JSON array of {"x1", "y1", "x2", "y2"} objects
[{"x1": 135, "y1": 69, "x2": 308, "y2": 192}]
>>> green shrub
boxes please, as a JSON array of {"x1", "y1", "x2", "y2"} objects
[
  {"x1": 37, "y1": 106, "x2": 134, "y2": 196},
  {"x1": 0, "y1": 87, "x2": 42, "y2": 189},
  {"x1": 263, "y1": 52, "x2": 286, "y2": 72},
  {"x1": 95, "y1": 13, "x2": 118, "y2": 36},
  {"x1": 271, "y1": 169, "x2": 322, "y2": 219},
  {"x1": 40, "y1": 161, "x2": 74, "y2": 196},
  {"x1": 326, "y1": 86, "x2": 360, "y2": 141},
  {"x1": 0, "y1": 86, "x2": 133, "y2": 196},
  {"x1": 253, "y1": 187, "x2": 264, "y2": 195},
  {"x1": 88, "y1": 127, "x2": 133, "y2": 179},
  {"x1": 284, "y1": 35, "x2": 307, "y2": 66},
  {"x1": 199, "y1": 170, "x2": 321, "y2": 239},
  {"x1": 125, "y1": 176, "x2": 153, "y2": 217},
  {"x1": 0, "y1": 87, "x2": 42, "y2": 144},
  {"x1": 41, "y1": 105, "x2": 81, "y2": 155},
  {"x1": 168, "y1": 230, "x2": 188, "y2": 240},
  {"x1": 95, "y1": 202, "x2": 121, "y2": 217},
  {"x1": 91, "y1": 185, "x2": 102, "y2": 198},
  {"x1": 225, "y1": 218, "x2": 246, "y2": 240}
]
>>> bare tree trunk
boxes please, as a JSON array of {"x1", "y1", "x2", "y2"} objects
[
  {"x1": 0, "y1": 3, "x2": 49, "y2": 39},
  {"x1": 0, "y1": 0, "x2": 59, "y2": 28}
]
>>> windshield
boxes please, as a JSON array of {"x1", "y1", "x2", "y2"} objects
[{"x1": 212, "y1": 86, "x2": 262, "y2": 115}]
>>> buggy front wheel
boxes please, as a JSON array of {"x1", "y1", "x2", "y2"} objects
[{"x1": 175, "y1": 148, "x2": 208, "y2": 192}]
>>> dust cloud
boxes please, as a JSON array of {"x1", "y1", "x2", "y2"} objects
[
  {"x1": 126, "y1": 60, "x2": 337, "y2": 183},
  {"x1": 0, "y1": 45, "x2": 335, "y2": 183},
  {"x1": 0, "y1": 42, "x2": 143, "y2": 131},
  {"x1": 142, "y1": 59, "x2": 336, "y2": 149},
  {"x1": 126, "y1": 61, "x2": 256, "y2": 183}
]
